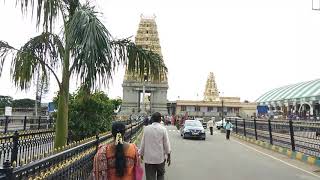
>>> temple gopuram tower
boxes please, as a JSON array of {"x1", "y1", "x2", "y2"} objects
[
  {"x1": 120, "y1": 15, "x2": 168, "y2": 116},
  {"x1": 203, "y1": 72, "x2": 219, "y2": 101}
]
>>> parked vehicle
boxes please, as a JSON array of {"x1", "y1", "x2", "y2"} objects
[
  {"x1": 215, "y1": 119, "x2": 225, "y2": 130},
  {"x1": 195, "y1": 118, "x2": 207, "y2": 129},
  {"x1": 180, "y1": 120, "x2": 206, "y2": 140}
]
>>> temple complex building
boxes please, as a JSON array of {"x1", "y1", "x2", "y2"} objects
[
  {"x1": 173, "y1": 72, "x2": 257, "y2": 119},
  {"x1": 118, "y1": 15, "x2": 256, "y2": 119}
]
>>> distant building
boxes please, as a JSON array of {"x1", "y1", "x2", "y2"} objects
[
  {"x1": 169, "y1": 72, "x2": 257, "y2": 119},
  {"x1": 175, "y1": 98, "x2": 256, "y2": 119},
  {"x1": 256, "y1": 79, "x2": 320, "y2": 118}
]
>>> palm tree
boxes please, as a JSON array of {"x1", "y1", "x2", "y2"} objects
[{"x1": 0, "y1": 0, "x2": 167, "y2": 148}]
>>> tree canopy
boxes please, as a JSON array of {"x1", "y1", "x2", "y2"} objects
[
  {"x1": 12, "y1": 98, "x2": 36, "y2": 108},
  {"x1": 0, "y1": 95, "x2": 35, "y2": 108},
  {"x1": 0, "y1": 0, "x2": 167, "y2": 148},
  {"x1": 53, "y1": 88, "x2": 117, "y2": 141},
  {"x1": 0, "y1": 95, "x2": 13, "y2": 108}
]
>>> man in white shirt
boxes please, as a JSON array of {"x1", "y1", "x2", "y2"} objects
[
  {"x1": 139, "y1": 112, "x2": 171, "y2": 180},
  {"x1": 207, "y1": 119, "x2": 214, "y2": 135}
]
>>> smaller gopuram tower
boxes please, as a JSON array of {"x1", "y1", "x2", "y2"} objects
[{"x1": 203, "y1": 72, "x2": 219, "y2": 101}]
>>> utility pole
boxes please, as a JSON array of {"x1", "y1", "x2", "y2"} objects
[
  {"x1": 222, "y1": 98, "x2": 224, "y2": 121},
  {"x1": 142, "y1": 72, "x2": 148, "y2": 114},
  {"x1": 219, "y1": 91, "x2": 224, "y2": 122},
  {"x1": 35, "y1": 72, "x2": 40, "y2": 116}
]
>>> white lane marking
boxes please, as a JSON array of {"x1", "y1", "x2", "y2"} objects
[{"x1": 233, "y1": 140, "x2": 320, "y2": 178}]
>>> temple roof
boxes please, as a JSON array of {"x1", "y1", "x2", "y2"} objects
[{"x1": 203, "y1": 72, "x2": 219, "y2": 101}]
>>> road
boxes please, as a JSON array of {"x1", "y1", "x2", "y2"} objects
[{"x1": 156, "y1": 125, "x2": 320, "y2": 180}]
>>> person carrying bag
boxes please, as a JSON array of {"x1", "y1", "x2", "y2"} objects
[{"x1": 92, "y1": 122, "x2": 143, "y2": 180}]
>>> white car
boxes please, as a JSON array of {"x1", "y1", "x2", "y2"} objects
[{"x1": 215, "y1": 119, "x2": 226, "y2": 130}]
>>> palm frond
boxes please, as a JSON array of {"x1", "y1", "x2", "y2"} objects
[
  {"x1": 17, "y1": 0, "x2": 62, "y2": 32},
  {"x1": 10, "y1": 32, "x2": 64, "y2": 89},
  {"x1": 0, "y1": 41, "x2": 17, "y2": 76},
  {"x1": 66, "y1": 4, "x2": 167, "y2": 89},
  {"x1": 63, "y1": 0, "x2": 80, "y2": 16},
  {"x1": 67, "y1": 4, "x2": 114, "y2": 88},
  {"x1": 111, "y1": 39, "x2": 168, "y2": 82}
]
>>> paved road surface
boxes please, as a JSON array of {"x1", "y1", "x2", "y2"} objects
[{"x1": 149, "y1": 125, "x2": 320, "y2": 180}]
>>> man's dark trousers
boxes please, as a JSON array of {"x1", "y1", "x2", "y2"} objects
[
  {"x1": 209, "y1": 127, "x2": 213, "y2": 135},
  {"x1": 226, "y1": 130, "x2": 231, "y2": 139},
  {"x1": 145, "y1": 161, "x2": 165, "y2": 180}
]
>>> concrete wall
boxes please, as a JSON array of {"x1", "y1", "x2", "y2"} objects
[{"x1": 239, "y1": 108, "x2": 256, "y2": 118}]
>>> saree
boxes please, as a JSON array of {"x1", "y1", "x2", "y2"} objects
[{"x1": 92, "y1": 143, "x2": 140, "y2": 180}]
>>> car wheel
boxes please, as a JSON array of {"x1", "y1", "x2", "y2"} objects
[
  {"x1": 202, "y1": 138, "x2": 206, "y2": 140},
  {"x1": 217, "y1": 127, "x2": 220, "y2": 130},
  {"x1": 183, "y1": 134, "x2": 186, "y2": 139}
]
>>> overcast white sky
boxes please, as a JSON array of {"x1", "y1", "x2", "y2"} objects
[{"x1": 1, "y1": 0, "x2": 320, "y2": 102}]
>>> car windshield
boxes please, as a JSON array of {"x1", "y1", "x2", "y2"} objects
[{"x1": 184, "y1": 121, "x2": 202, "y2": 127}]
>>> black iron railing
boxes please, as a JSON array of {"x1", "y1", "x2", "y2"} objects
[
  {"x1": 0, "y1": 116, "x2": 54, "y2": 133},
  {"x1": 0, "y1": 120, "x2": 144, "y2": 180},
  {"x1": 228, "y1": 117, "x2": 320, "y2": 157},
  {"x1": 0, "y1": 129, "x2": 55, "y2": 168}
]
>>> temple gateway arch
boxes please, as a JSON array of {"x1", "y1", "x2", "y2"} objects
[{"x1": 119, "y1": 15, "x2": 168, "y2": 116}]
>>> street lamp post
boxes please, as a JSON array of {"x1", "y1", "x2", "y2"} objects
[
  {"x1": 222, "y1": 98, "x2": 224, "y2": 121},
  {"x1": 130, "y1": 108, "x2": 135, "y2": 142},
  {"x1": 142, "y1": 72, "x2": 148, "y2": 114},
  {"x1": 219, "y1": 91, "x2": 224, "y2": 127}
]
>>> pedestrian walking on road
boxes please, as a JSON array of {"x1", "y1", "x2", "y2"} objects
[
  {"x1": 207, "y1": 119, "x2": 214, "y2": 135},
  {"x1": 224, "y1": 120, "x2": 233, "y2": 140},
  {"x1": 92, "y1": 122, "x2": 143, "y2": 180},
  {"x1": 139, "y1": 112, "x2": 171, "y2": 180}
]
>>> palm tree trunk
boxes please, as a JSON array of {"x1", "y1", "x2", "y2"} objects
[
  {"x1": 54, "y1": 83, "x2": 69, "y2": 148},
  {"x1": 54, "y1": 47, "x2": 70, "y2": 148}
]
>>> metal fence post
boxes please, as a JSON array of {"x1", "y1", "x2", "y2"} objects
[
  {"x1": 11, "y1": 131, "x2": 19, "y2": 164},
  {"x1": 49, "y1": 116, "x2": 53, "y2": 128},
  {"x1": 130, "y1": 118, "x2": 133, "y2": 142},
  {"x1": 38, "y1": 116, "x2": 41, "y2": 130},
  {"x1": 23, "y1": 116, "x2": 27, "y2": 131},
  {"x1": 243, "y1": 118, "x2": 246, "y2": 136},
  {"x1": 95, "y1": 134, "x2": 100, "y2": 153},
  {"x1": 289, "y1": 119, "x2": 295, "y2": 151},
  {"x1": 254, "y1": 117, "x2": 258, "y2": 140},
  {"x1": 4, "y1": 116, "x2": 9, "y2": 134},
  {"x1": 235, "y1": 118, "x2": 238, "y2": 134},
  {"x1": 268, "y1": 118, "x2": 273, "y2": 145},
  {"x1": 1, "y1": 160, "x2": 13, "y2": 180}
]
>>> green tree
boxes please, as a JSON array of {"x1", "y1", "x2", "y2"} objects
[
  {"x1": 0, "y1": 95, "x2": 13, "y2": 108},
  {"x1": 12, "y1": 98, "x2": 36, "y2": 108},
  {"x1": 0, "y1": 1, "x2": 167, "y2": 148},
  {"x1": 54, "y1": 88, "x2": 114, "y2": 141},
  {"x1": 111, "y1": 98, "x2": 122, "y2": 111}
]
